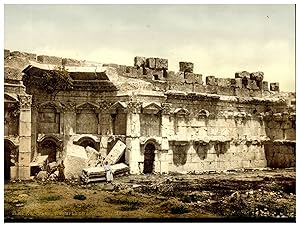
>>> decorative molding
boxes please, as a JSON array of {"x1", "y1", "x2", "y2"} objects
[
  {"x1": 142, "y1": 102, "x2": 162, "y2": 115},
  {"x1": 198, "y1": 109, "x2": 210, "y2": 118},
  {"x1": 173, "y1": 107, "x2": 190, "y2": 116}
]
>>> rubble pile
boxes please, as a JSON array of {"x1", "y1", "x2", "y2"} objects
[{"x1": 33, "y1": 139, "x2": 128, "y2": 183}]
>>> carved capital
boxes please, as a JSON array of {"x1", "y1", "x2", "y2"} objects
[
  {"x1": 62, "y1": 101, "x2": 76, "y2": 112},
  {"x1": 161, "y1": 103, "x2": 172, "y2": 115},
  {"x1": 19, "y1": 95, "x2": 32, "y2": 109},
  {"x1": 127, "y1": 101, "x2": 142, "y2": 114},
  {"x1": 99, "y1": 101, "x2": 113, "y2": 112}
]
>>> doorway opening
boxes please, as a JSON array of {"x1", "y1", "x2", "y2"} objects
[
  {"x1": 4, "y1": 140, "x2": 17, "y2": 180},
  {"x1": 143, "y1": 143, "x2": 155, "y2": 174}
]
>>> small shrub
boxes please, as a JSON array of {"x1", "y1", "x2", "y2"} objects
[{"x1": 73, "y1": 194, "x2": 86, "y2": 200}]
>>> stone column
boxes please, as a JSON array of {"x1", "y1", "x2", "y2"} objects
[
  {"x1": 30, "y1": 102, "x2": 38, "y2": 162},
  {"x1": 160, "y1": 103, "x2": 171, "y2": 173},
  {"x1": 18, "y1": 95, "x2": 32, "y2": 180},
  {"x1": 126, "y1": 101, "x2": 142, "y2": 174},
  {"x1": 62, "y1": 101, "x2": 76, "y2": 160}
]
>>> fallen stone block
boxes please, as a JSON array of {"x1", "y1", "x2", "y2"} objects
[
  {"x1": 206, "y1": 76, "x2": 217, "y2": 86},
  {"x1": 37, "y1": 55, "x2": 62, "y2": 65},
  {"x1": 81, "y1": 163, "x2": 129, "y2": 183},
  {"x1": 179, "y1": 62, "x2": 194, "y2": 73},
  {"x1": 270, "y1": 82, "x2": 279, "y2": 92},
  {"x1": 86, "y1": 146, "x2": 101, "y2": 167},
  {"x1": 64, "y1": 144, "x2": 88, "y2": 179},
  {"x1": 36, "y1": 171, "x2": 48, "y2": 180},
  {"x1": 104, "y1": 140, "x2": 126, "y2": 164},
  {"x1": 146, "y1": 58, "x2": 156, "y2": 69},
  {"x1": 155, "y1": 58, "x2": 168, "y2": 70},
  {"x1": 235, "y1": 71, "x2": 250, "y2": 79},
  {"x1": 134, "y1": 56, "x2": 146, "y2": 68},
  {"x1": 4, "y1": 49, "x2": 10, "y2": 59}
]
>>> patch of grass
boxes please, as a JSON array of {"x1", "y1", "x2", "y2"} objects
[
  {"x1": 105, "y1": 196, "x2": 143, "y2": 211},
  {"x1": 73, "y1": 194, "x2": 86, "y2": 200},
  {"x1": 39, "y1": 195, "x2": 62, "y2": 202}
]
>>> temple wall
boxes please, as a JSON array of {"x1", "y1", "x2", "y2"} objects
[{"x1": 4, "y1": 49, "x2": 296, "y2": 179}]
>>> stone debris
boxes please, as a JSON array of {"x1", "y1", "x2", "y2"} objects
[
  {"x1": 36, "y1": 171, "x2": 48, "y2": 181},
  {"x1": 81, "y1": 163, "x2": 130, "y2": 183}
]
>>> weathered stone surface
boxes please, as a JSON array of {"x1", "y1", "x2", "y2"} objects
[
  {"x1": 235, "y1": 71, "x2": 250, "y2": 79},
  {"x1": 250, "y1": 71, "x2": 264, "y2": 81},
  {"x1": 36, "y1": 171, "x2": 48, "y2": 180},
  {"x1": 134, "y1": 56, "x2": 146, "y2": 68},
  {"x1": 62, "y1": 58, "x2": 82, "y2": 66},
  {"x1": 249, "y1": 80, "x2": 259, "y2": 90},
  {"x1": 126, "y1": 66, "x2": 143, "y2": 78},
  {"x1": 155, "y1": 58, "x2": 168, "y2": 70},
  {"x1": 10, "y1": 51, "x2": 36, "y2": 61},
  {"x1": 262, "y1": 81, "x2": 269, "y2": 91},
  {"x1": 37, "y1": 55, "x2": 62, "y2": 65},
  {"x1": 4, "y1": 49, "x2": 10, "y2": 59},
  {"x1": 179, "y1": 62, "x2": 193, "y2": 73},
  {"x1": 231, "y1": 78, "x2": 243, "y2": 88},
  {"x1": 64, "y1": 144, "x2": 88, "y2": 179},
  {"x1": 216, "y1": 78, "x2": 231, "y2": 87},
  {"x1": 104, "y1": 140, "x2": 126, "y2": 164},
  {"x1": 4, "y1": 66, "x2": 22, "y2": 81},
  {"x1": 206, "y1": 76, "x2": 216, "y2": 86},
  {"x1": 270, "y1": 82, "x2": 280, "y2": 92},
  {"x1": 4, "y1": 56, "x2": 30, "y2": 69},
  {"x1": 146, "y1": 58, "x2": 156, "y2": 69},
  {"x1": 184, "y1": 73, "x2": 203, "y2": 84}
]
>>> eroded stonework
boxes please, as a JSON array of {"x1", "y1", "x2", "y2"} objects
[{"x1": 4, "y1": 49, "x2": 296, "y2": 180}]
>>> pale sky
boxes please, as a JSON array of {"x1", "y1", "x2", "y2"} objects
[{"x1": 4, "y1": 4, "x2": 295, "y2": 92}]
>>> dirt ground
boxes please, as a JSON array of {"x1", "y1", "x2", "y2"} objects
[{"x1": 4, "y1": 168, "x2": 296, "y2": 222}]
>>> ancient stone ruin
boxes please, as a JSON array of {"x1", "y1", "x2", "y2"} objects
[{"x1": 4, "y1": 49, "x2": 296, "y2": 180}]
